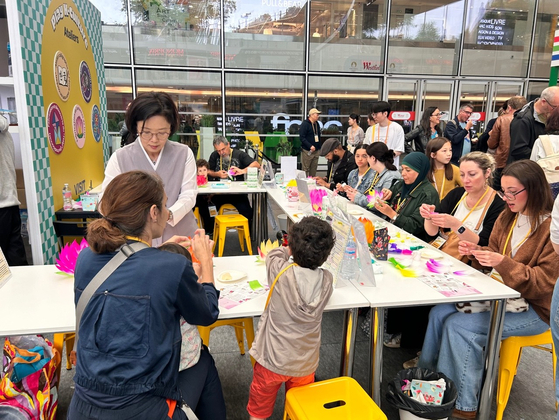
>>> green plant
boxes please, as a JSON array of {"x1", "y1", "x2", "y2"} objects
[
  {"x1": 277, "y1": 137, "x2": 293, "y2": 156},
  {"x1": 323, "y1": 125, "x2": 340, "y2": 135},
  {"x1": 200, "y1": 114, "x2": 215, "y2": 128}
]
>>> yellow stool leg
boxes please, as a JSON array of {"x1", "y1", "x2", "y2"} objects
[
  {"x1": 64, "y1": 333, "x2": 76, "y2": 369},
  {"x1": 243, "y1": 224, "x2": 253, "y2": 255},
  {"x1": 233, "y1": 323, "x2": 246, "y2": 355},
  {"x1": 238, "y1": 226, "x2": 245, "y2": 251},
  {"x1": 193, "y1": 207, "x2": 201, "y2": 228},
  {"x1": 218, "y1": 223, "x2": 227, "y2": 257},
  {"x1": 212, "y1": 220, "x2": 219, "y2": 253},
  {"x1": 53, "y1": 333, "x2": 65, "y2": 383},
  {"x1": 198, "y1": 325, "x2": 211, "y2": 347},
  {"x1": 244, "y1": 317, "x2": 256, "y2": 367},
  {"x1": 496, "y1": 339, "x2": 522, "y2": 420}
]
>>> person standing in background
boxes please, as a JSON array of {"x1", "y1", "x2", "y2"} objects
[
  {"x1": 444, "y1": 103, "x2": 476, "y2": 166},
  {"x1": 370, "y1": 101, "x2": 405, "y2": 168},
  {"x1": 299, "y1": 108, "x2": 322, "y2": 177},
  {"x1": 346, "y1": 113, "x2": 364, "y2": 152},
  {"x1": 364, "y1": 112, "x2": 375, "y2": 145},
  {"x1": 0, "y1": 114, "x2": 27, "y2": 266},
  {"x1": 508, "y1": 86, "x2": 559, "y2": 163},
  {"x1": 487, "y1": 96, "x2": 527, "y2": 191}
]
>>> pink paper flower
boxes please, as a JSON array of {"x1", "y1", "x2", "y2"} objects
[
  {"x1": 366, "y1": 190, "x2": 384, "y2": 208},
  {"x1": 197, "y1": 175, "x2": 208, "y2": 186},
  {"x1": 55, "y1": 238, "x2": 89, "y2": 275}
]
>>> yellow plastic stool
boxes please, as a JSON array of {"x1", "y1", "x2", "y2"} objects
[
  {"x1": 213, "y1": 214, "x2": 252, "y2": 257},
  {"x1": 218, "y1": 203, "x2": 238, "y2": 215},
  {"x1": 193, "y1": 207, "x2": 201, "y2": 228},
  {"x1": 197, "y1": 318, "x2": 255, "y2": 366},
  {"x1": 496, "y1": 329, "x2": 557, "y2": 420},
  {"x1": 283, "y1": 376, "x2": 387, "y2": 420}
]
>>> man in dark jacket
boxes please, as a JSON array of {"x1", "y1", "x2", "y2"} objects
[
  {"x1": 314, "y1": 138, "x2": 356, "y2": 190},
  {"x1": 444, "y1": 103, "x2": 476, "y2": 165},
  {"x1": 299, "y1": 108, "x2": 322, "y2": 177},
  {"x1": 508, "y1": 86, "x2": 559, "y2": 163}
]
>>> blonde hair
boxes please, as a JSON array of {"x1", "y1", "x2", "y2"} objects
[{"x1": 459, "y1": 152, "x2": 495, "y2": 186}]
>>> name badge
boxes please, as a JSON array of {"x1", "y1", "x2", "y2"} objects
[
  {"x1": 208, "y1": 205, "x2": 217, "y2": 217},
  {"x1": 314, "y1": 135, "x2": 319, "y2": 143},
  {"x1": 489, "y1": 268, "x2": 504, "y2": 283},
  {"x1": 430, "y1": 235, "x2": 447, "y2": 249}
]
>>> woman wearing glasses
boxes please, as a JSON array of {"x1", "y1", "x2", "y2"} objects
[
  {"x1": 418, "y1": 160, "x2": 559, "y2": 419},
  {"x1": 404, "y1": 106, "x2": 443, "y2": 154},
  {"x1": 102, "y1": 92, "x2": 198, "y2": 244}
]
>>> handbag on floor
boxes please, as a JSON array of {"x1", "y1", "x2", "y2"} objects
[{"x1": 0, "y1": 335, "x2": 60, "y2": 419}]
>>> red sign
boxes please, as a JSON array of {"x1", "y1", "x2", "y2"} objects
[
  {"x1": 470, "y1": 112, "x2": 486, "y2": 122},
  {"x1": 389, "y1": 111, "x2": 415, "y2": 121}
]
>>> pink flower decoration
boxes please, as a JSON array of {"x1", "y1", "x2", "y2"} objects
[
  {"x1": 55, "y1": 238, "x2": 89, "y2": 275},
  {"x1": 309, "y1": 189, "x2": 328, "y2": 213},
  {"x1": 197, "y1": 175, "x2": 208, "y2": 186},
  {"x1": 366, "y1": 190, "x2": 384, "y2": 208}
]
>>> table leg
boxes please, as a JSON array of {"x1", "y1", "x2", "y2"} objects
[
  {"x1": 369, "y1": 307, "x2": 384, "y2": 404},
  {"x1": 339, "y1": 308, "x2": 358, "y2": 377},
  {"x1": 478, "y1": 298, "x2": 506, "y2": 420}
]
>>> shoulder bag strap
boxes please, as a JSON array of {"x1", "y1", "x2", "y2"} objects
[
  {"x1": 474, "y1": 190, "x2": 497, "y2": 231},
  {"x1": 540, "y1": 135, "x2": 554, "y2": 157},
  {"x1": 265, "y1": 263, "x2": 298, "y2": 310},
  {"x1": 73, "y1": 242, "x2": 149, "y2": 351}
]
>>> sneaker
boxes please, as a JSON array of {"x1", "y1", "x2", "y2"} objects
[
  {"x1": 383, "y1": 333, "x2": 401, "y2": 348},
  {"x1": 403, "y1": 356, "x2": 419, "y2": 369}
]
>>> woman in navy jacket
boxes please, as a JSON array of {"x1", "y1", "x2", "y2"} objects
[{"x1": 68, "y1": 170, "x2": 225, "y2": 420}]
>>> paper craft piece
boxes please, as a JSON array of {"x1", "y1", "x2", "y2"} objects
[
  {"x1": 56, "y1": 238, "x2": 89, "y2": 274},
  {"x1": 372, "y1": 227, "x2": 390, "y2": 261},
  {"x1": 249, "y1": 280, "x2": 263, "y2": 290},
  {"x1": 218, "y1": 281, "x2": 270, "y2": 310},
  {"x1": 388, "y1": 257, "x2": 417, "y2": 277},
  {"x1": 0, "y1": 247, "x2": 12, "y2": 290},
  {"x1": 358, "y1": 217, "x2": 375, "y2": 245},
  {"x1": 418, "y1": 273, "x2": 482, "y2": 297},
  {"x1": 197, "y1": 175, "x2": 208, "y2": 186},
  {"x1": 310, "y1": 189, "x2": 328, "y2": 215},
  {"x1": 257, "y1": 239, "x2": 280, "y2": 262},
  {"x1": 366, "y1": 190, "x2": 384, "y2": 209}
]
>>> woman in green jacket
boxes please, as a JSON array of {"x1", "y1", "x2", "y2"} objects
[{"x1": 374, "y1": 152, "x2": 440, "y2": 242}]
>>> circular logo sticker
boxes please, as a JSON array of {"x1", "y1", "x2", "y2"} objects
[
  {"x1": 53, "y1": 51, "x2": 70, "y2": 101},
  {"x1": 79, "y1": 61, "x2": 92, "y2": 103},
  {"x1": 47, "y1": 103, "x2": 66, "y2": 154},
  {"x1": 91, "y1": 104, "x2": 101, "y2": 143},
  {"x1": 73, "y1": 105, "x2": 86, "y2": 148}
]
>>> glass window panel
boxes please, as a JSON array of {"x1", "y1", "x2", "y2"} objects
[
  {"x1": 530, "y1": 0, "x2": 557, "y2": 78},
  {"x1": 130, "y1": 0, "x2": 221, "y2": 67},
  {"x1": 307, "y1": 75, "x2": 381, "y2": 144},
  {"x1": 387, "y1": 0, "x2": 464, "y2": 75},
  {"x1": 105, "y1": 68, "x2": 133, "y2": 135},
  {"x1": 527, "y1": 81, "x2": 549, "y2": 102},
  {"x1": 136, "y1": 69, "x2": 222, "y2": 157},
  {"x1": 462, "y1": 0, "x2": 535, "y2": 77},
  {"x1": 224, "y1": 73, "x2": 304, "y2": 160},
  {"x1": 309, "y1": 0, "x2": 387, "y2": 73},
  {"x1": 224, "y1": 0, "x2": 306, "y2": 70},
  {"x1": 90, "y1": 0, "x2": 130, "y2": 64}
]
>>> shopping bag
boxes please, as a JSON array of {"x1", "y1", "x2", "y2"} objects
[{"x1": 0, "y1": 336, "x2": 60, "y2": 419}]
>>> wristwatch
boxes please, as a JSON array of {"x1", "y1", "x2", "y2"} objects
[
  {"x1": 457, "y1": 225, "x2": 466, "y2": 234},
  {"x1": 391, "y1": 214, "x2": 398, "y2": 222},
  {"x1": 168, "y1": 209, "x2": 174, "y2": 222}
]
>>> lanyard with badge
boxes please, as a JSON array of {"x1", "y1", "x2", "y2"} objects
[
  {"x1": 490, "y1": 214, "x2": 531, "y2": 282},
  {"x1": 312, "y1": 122, "x2": 319, "y2": 143},
  {"x1": 219, "y1": 149, "x2": 233, "y2": 172},
  {"x1": 372, "y1": 121, "x2": 391, "y2": 144},
  {"x1": 355, "y1": 168, "x2": 371, "y2": 190}
]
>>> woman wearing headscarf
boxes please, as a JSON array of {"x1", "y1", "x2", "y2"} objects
[
  {"x1": 373, "y1": 152, "x2": 441, "y2": 350},
  {"x1": 374, "y1": 152, "x2": 440, "y2": 242}
]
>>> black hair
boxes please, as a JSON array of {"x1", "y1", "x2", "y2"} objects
[
  {"x1": 349, "y1": 113, "x2": 360, "y2": 123},
  {"x1": 288, "y1": 216, "x2": 335, "y2": 270},
  {"x1": 125, "y1": 92, "x2": 180, "y2": 139},
  {"x1": 366, "y1": 142, "x2": 397, "y2": 171},
  {"x1": 371, "y1": 101, "x2": 391, "y2": 115},
  {"x1": 158, "y1": 242, "x2": 193, "y2": 262}
]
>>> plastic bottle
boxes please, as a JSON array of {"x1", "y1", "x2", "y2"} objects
[
  {"x1": 62, "y1": 183, "x2": 72, "y2": 211},
  {"x1": 339, "y1": 238, "x2": 357, "y2": 281}
]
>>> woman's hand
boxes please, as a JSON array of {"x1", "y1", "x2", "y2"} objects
[
  {"x1": 163, "y1": 235, "x2": 191, "y2": 248},
  {"x1": 471, "y1": 249, "x2": 505, "y2": 267},
  {"x1": 430, "y1": 213, "x2": 460, "y2": 231},
  {"x1": 420, "y1": 204, "x2": 436, "y2": 220},
  {"x1": 375, "y1": 201, "x2": 397, "y2": 220},
  {"x1": 346, "y1": 188, "x2": 357, "y2": 202},
  {"x1": 381, "y1": 188, "x2": 392, "y2": 201},
  {"x1": 335, "y1": 183, "x2": 345, "y2": 192},
  {"x1": 458, "y1": 240, "x2": 479, "y2": 256}
]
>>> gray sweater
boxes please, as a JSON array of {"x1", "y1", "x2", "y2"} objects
[{"x1": 0, "y1": 115, "x2": 19, "y2": 209}]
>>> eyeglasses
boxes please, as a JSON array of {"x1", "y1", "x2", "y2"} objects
[
  {"x1": 496, "y1": 188, "x2": 526, "y2": 201},
  {"x1": 140, "y1": 131, "x2": 170, "y2": 141},
  {"x1": 545, "y1": 99, "x2": 558, "y2": 110},
  {"x1": 461, "y1": 110, "x2": 473, "y2": 115}
]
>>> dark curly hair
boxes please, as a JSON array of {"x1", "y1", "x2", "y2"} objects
[{"x1": 288, "y1": 216, "x2": 335, "y2": 270}]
